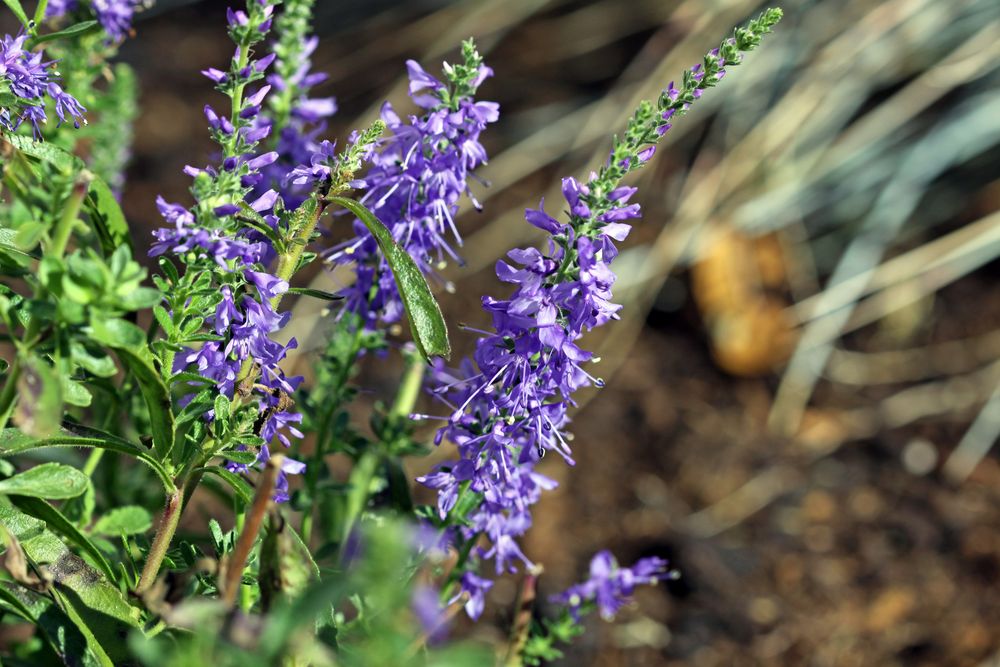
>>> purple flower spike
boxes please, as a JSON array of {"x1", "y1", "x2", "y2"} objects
[
  {"x1": 324, "y1": 49, "x2": 498, "y2": 331},
  {"x1": 150, "y1": 0, "x2": 306, "y2": 503}
]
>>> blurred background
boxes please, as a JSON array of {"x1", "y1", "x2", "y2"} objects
[{"x1": 93, "y1": 0, "x2": 1000, "y2": 664}]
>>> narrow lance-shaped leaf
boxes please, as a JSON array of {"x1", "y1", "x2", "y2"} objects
[
  {"x1": 1, "y1": 0, "x2": 30, "y2": 30},
  {"x1": 0, "y1": 426, "x2": 175, "y2": 491},
  {"x1": 9, "y1": 495, "x2": 118, "y2": 582},
  {"x1": 14, "y1": 527, "x2": 141, "y2": 663},
  {"x1": 28, "y1": 20, "x2": 101, "y2": 47},
  {"x1": 330, "y1": 195, "x2": 451, "y2": 360}
]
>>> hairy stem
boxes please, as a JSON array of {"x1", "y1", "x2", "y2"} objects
[{"x1": 136, "y1": 488, "x2": 183, "y2": 594}]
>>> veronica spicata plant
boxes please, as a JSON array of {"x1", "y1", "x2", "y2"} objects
[{"x1": 0, "y1": 0, "x2": 781, "y2": 664}]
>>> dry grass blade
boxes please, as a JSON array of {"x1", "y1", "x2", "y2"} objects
[{"x1": 943, "y1": 380, "x2": 1000, "y2": 483}]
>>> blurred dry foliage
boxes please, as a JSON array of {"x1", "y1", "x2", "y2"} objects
[{"x1": 123, "y1": 0, "x2": 1000, "y2": 664}]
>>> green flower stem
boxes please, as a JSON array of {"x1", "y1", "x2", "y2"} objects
[
  {"x1": 439, "y1": 528, "x2": 476, "y2": 604},
  {"x1": 229, "y1": 44, "x2": 251, "y2": 132},
  {"x1": 336, "y1": 354, "x2": 426, "y2": 552},
  {"x1": 339, "y1": 449, "x2": 379, "y2": 550},
  {"x1": 136, "y1": 487, "x2": 183, "y2": 594},
  {"x1": 391, "y1": 355, "x2": 425, "y2": 420},
  {"x1": 233, "y1": 509, "x2": 252, "y2": 611},
  {"x1": 235, "y1": 197, "x2": 330, "y2": 390},
  {"x1": 49, "y1": 178, "x2": 88, "y2": 260},
  {"x1": 0, "y1": 358, "x2": 21, "y2": 432},
  {"x1": 300, "y1": 324, "x2": 364, "y2": 545},
  {"x1": 82, "y1": 447, "x2": 104, "y2": 476}
]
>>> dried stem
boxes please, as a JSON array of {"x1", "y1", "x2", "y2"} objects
[{"x1": 221, "y1": 454, "x2": 283, "y2": 607}]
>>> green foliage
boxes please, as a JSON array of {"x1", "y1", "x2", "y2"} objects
[
  {"x1": 1, "y1": 0, "x2": 29, "y2": 30},
  {"x1": 0, "y1": 463, "x2": 88, "y2": 499},
  {"x1": 331, "y1": 196, "x2": 451, "y2": 360}
]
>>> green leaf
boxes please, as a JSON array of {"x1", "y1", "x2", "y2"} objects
[
  {"x1": 50, "y1": 586, "x2": 117, "y2": 667},
  {"x1": 197, "y1": 466, "x2": 253, "y2": 506},
  {"x1": 0, "y1": 462, "x2": 88, "y2": 499},
  {"x1": 0, "y1": 426, "x2": 174, "y2": 492},
  {"x1": 32, "y1": 0, "x2": 48, "y2": 25},
  {"x1": 237, "y1": 202, "x2": 283, "y2": 247},
  {"x1": 118, "y1": 358, "x2": 173, "y2": 464},
  {"x1": 85, "y1": 176, "x2": 132, "y2": 256},
  {"x1": 17, "y1": 528, "x2": 141, "y2": 663},
  {"x1": 70, "y1": 341, "x2": 118, "y2": 378},
  {"x1": 62, "y1": 376, "x2": 93, "y2": 407},
  {"x1": 118, "y1": 286, "x2": 162, "y2": 311},
  {"x1": 2, "y1": 0, "x2": 30, "y2": 30},
  {"x1": 9, "y1": 496, "x2": 117, "y2": 582},
  {"x1": 4, "y1": 135, "x2": 132, "y2": 256},
  {"x1": 214, "y1": 393, "x2": 231, "y2": 424},
  {"x1": 29, "y1": 20, "x2": 100, "y2": 46},
  {"x1": 286, "y1": 287, "x2": 344, "y2": 301},
  {"x1": 0, "y1": 226, "x2": 33, "y2": 261},
  {"x1": 330, "y1": 196, "x2": 450, "y2": 359},
  {"x1": 168, "y1": 370, "x2": 217, "y2": 387},
  {"x1": 13, "y1": 355, "x2": 62, "y2": 438},
  {"x1": 91, "y1": 505, "x2": 152, "y2": 536},
  {"x1": 152, "y1": 304, "x2": 174, "y2": 336},
  {"x1": 87, "y1": 316, "x2": 145, "y2": 349},
  {"x1": 5, "y1": 133, "x2": 76, "y2": 173},
  {"x1": 219, "y1": 449, "x2": 256, "y2": 464},
  {"x1": 0, "y1": 501, "x2": 45, "y2": 541},
  {"x1": 88, "y1": 319, "x2": 175, "y2": 462},
  {"x1": 0, "y1": 581, "x2": 105, "y2": 667}
]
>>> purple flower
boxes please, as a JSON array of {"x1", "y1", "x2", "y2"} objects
[
  {"x1": 47, "y1": 83, "x2": 86, "y2": 128},
  {"x1": 419, "y1": 27, "x2": 776, "y2": 616},
  {"x1": 412, "y1": 585, "x2": 449, "y2": 644},
  {"x1": 0, "y1": 33, "x2": 86, "y2": 137},
  {"x1": 323, "y1": 49, "x2": 498, "y2": 330},
  {"x1": 250, "y1": 19, "x2": 339, "y2": 208},
  {"x1": 450, "y1": 571, "x2": 494, "y2": 620},
  {"x1": 553, "y1": 551, "x2": 669, "y2": 621}
]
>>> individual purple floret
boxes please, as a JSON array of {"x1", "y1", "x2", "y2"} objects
[
  {"x1": 323, "y1": 43, "x2": 498, "y2": 329},
  {"x1": 1, "y1": 33, "x2": 86, "y2": 137},
  {"x1": 553, "y1": 551, "x2": 669, "y2": 621}
]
